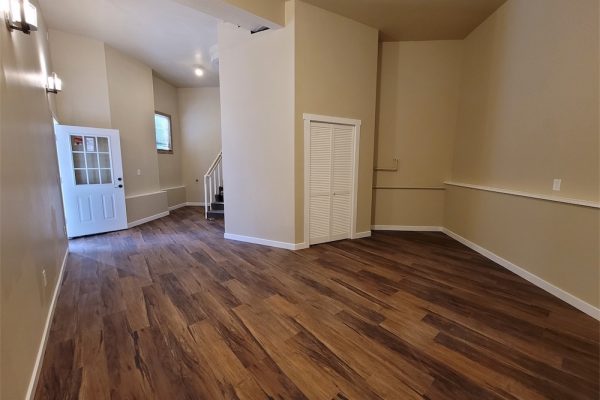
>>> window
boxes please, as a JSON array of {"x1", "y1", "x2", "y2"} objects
[{"x1": 154, "y1": 112, "x2": 172, "y2": 153}]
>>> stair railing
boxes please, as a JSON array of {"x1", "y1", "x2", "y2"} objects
[{"x1": 204, "y1": 151, "x2": 223, "y2": 219}]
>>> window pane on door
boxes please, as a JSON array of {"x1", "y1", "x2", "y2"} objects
[
  {"x1": 70, "y1": 134, "x2": 113, "y2": 185},
  {"x1": 75, "y1": 169, "x2": 87, "y2": 185},
  {"x1": 85, "y1": 136, "x2": 97, "y2": 152},
  {"x1": 88, "y1": 169, "x2": 100, "y2": 184},
  {"x1": 72, "y1": 153, "x2": 86, "y2": 168},
  {"x1": 86, "y1": 153, "x2": 99, "y2": 168},
  {"x1": 97, "y1": 137, "x2": 109, "y2": 152},
  {"x1": 99, "y1": 153, "x2": 111, "y2": 168},
  {"x1": 100, "y1": 169, "x2": 112, "y2": 184},
  {"x1": 71, "y1": 136, "x2": 84, "y2": 151}
]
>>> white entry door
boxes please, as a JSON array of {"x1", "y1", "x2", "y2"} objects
[
  {"x1": 55, "y1": 125, "x2": 127, "y2": 237},
  {"x1": 308, "y1": 121, "x2": 357, "y2": 245}
]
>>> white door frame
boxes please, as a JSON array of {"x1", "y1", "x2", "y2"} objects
[{"x1": 303, "y1": 113, "x2": 361, "y2": 247}]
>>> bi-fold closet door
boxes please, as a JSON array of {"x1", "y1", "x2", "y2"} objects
[{"x1": 308, "y1": 122, "x2": 355, "y2": 245}]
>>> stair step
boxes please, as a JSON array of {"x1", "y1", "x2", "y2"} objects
[
  {"x1": 211, "y1": 202, "x2": 224, "y2": 210},
  {"x1": 207, "y1": 209, "x2": 224, "y2": 219}
]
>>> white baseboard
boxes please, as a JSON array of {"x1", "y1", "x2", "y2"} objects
[
  {"x1": 224, "y1": 231, "x2": 371, "y2": 251},
  {"x1": 26, "y1": 247, "x2": 69, "y2": 400},
  {"x1": 127, "y1": 211, "x2": 169, "y2": 228},
  {"x1": 442, "y1": 228, "x2": 600, "y2": 321},
  {"x1": 169, "y1": 202, "x2": 206, "y2": 211},
  {"x1": 224, "y1": 233, "x2": 307, "y2": 250},
  {"x1": 353, "y1": 230, "x2": 372, "y2": 239},
  {"x1": 371, "y1": 225, "x2": 443, "y2": 232}
]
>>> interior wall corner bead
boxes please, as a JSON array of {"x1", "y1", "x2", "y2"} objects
[{"x1": 374, "y1": 158, "x2": 399, "y2": 172}]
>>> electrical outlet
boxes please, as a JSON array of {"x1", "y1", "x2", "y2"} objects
[
  {"x1": 42, "y1": 268, "x2": 48, "y2": 287},
  {"x1": 552, "y1": 179, "x2": 562, "y2": 191},
  {"x1": 137, "y1": 169, "x2": 142, "y2": 176}
]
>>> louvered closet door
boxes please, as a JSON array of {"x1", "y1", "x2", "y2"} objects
[
  {"x1": 309, "y1": 123, "x2": 333, "y2": 244},
  {"x1": 330, "y1": 125, "x2": 354, "y2": 240},
  {"x1": 308, "y1": 122, "x2": 354, "y2": 245}
]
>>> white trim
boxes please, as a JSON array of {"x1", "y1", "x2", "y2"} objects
[
  {"x1": 303, "y1": 115, "x2": 362, "y2": 247},
  {"x1": 303, "y1": 113, "x2": 362, "y2": 127},
  {"x1": 26, "y1": 248, "x2": 69, "y2": 400},
  {"x1": 127, "y1": 211, "x2": 169, "y2": 228},
  {"x1": 371, "y1": 225, "x2": 443, "y2": 232},
  {"x1": 353, "y1": 230, "x2": 372, "y2": 239},
  {"x1": 224, "y1": 233, "x2": 308, "y2": 250},
  {"x1": 168, "y1": 202, "x2": 206, "y2": 211},
  {"x1": 162, "y1": 186, "x2": 186, "y2": 191},
  {"x1": 445, "y1": 181, "x2": 600, "y2": 209},
  {"x1": 442, "y1": 228, "x2": 600, "y2": 321},
  {"x1": 125, "y1": 190, "x2": 167, "y2": 200}
]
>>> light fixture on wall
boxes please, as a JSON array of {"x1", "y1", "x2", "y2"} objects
[
  {"x1": 3, "y1": 0, "x2": 38, "y2": 34},
  {"x1": 46, "y1": 73, "x2": 62, "y2": 94},
  {"x1": 194, "y1": 66, "x2": 204, "y2": 77}
]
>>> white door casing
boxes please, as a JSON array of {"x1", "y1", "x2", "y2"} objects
[
  {"x1": 55, "y1": 125, "x2": 127, "y2": 237},
  {"x1": 304, "y1": 114, "x2": 361, "y2": 246}
]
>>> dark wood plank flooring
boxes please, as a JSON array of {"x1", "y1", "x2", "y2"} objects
[{"x1": 35, "y1": 207, "x2": 599, "y2": 399}]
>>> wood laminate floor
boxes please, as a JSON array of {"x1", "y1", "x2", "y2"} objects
[{"x1": 35, "y1": 207, "x2": 599, "y2": 400}]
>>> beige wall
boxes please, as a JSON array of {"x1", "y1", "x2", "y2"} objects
[
  {"x1": 178, "y1": 87, "x2": 222, "y2": 204},
  {"x1": 445, "y1": 187, "x2": 599, "y2": 307},
  {"x1": 48, "y1": 29, "x2": 112, "y2": 128},
  {"x1": 105, "y1": 46, "x2": 162, "y2": 198},
  {"x1": 0, "y1": 3, "x2": 69, "y2": 398},
  {"x1": 48, "y1": 31, "x2": 168, "y2": 223},
  {"x1": 153, "y1": 75, "x2": 185, "y2": 207},
  {"x1": 451, "y1": 0, "x2": 599, "y2": 201},
  {"x1": 165, "y1": 186, "x2": 187, "y2": 208},
  {"x1": 373, "y1": 41, "x2": 463, "y2": 227},
  {"x1": 446, "y1": 0, "x2": 599, "y2": 307},
  {"x1": 218, "y1": 20, "x2": 295, "y2": 243},
  {"x1": 294, "y1": 0, "x2": 379, "y2": 241}
]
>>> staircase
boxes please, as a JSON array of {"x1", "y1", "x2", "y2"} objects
[{"x1": 204, "y1": 151, "x2": 224, "y2": 219}]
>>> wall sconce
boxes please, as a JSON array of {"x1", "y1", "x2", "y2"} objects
[
  {"x1": 46, "y1": 73, "x2": 62, "y2": 94},
  {"x1": 3, "y1": 0, "x2": 38, "y2": 34}
]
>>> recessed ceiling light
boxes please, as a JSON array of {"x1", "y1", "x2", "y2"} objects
[{"x1": 194, "y1": 67, "x2": 204, "y2": 77}]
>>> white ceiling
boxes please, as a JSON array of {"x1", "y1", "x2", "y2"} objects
[{"x1": 39, "y1": 0, "x2": 221, "y2": 87}]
